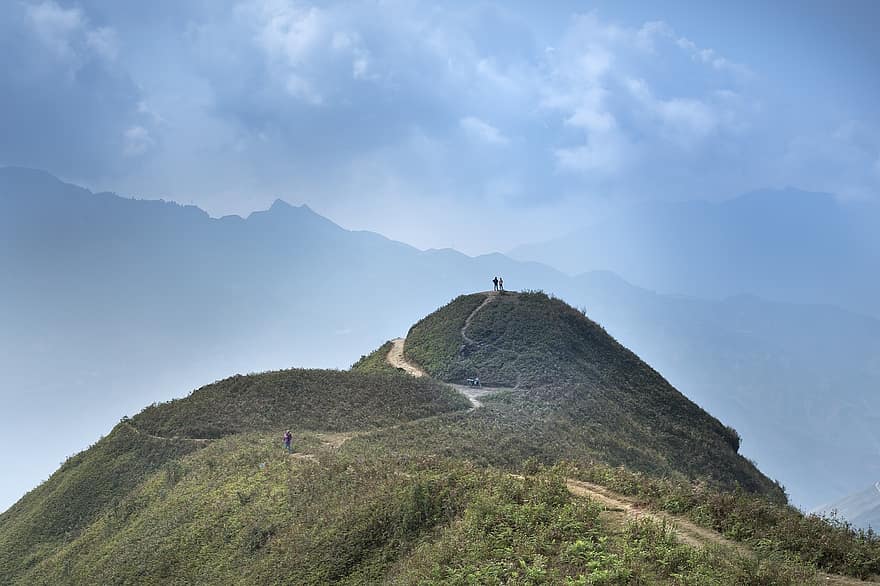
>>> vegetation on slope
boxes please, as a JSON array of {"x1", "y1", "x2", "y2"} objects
[
  {"x1": 0, "y1": 423, "x2": 200, "y2": 579},
  {"x1": 576, "y1": 463, "x2": 880, "y2": 580},
  {"x1": 403, "y1": 293, "x2": 485, "y2": 377},
  {"x1": 132, "y1": 368, "x2": 470, "y2": 439},
  {"x1": 5, "y1": 291, "x2": 877, "y2": 584},
  {"x1": 350, "y1": 340, "x2": 398, "y2": 374},
  {"x1": 17, "y1": 435, "x2": 816, "y2": 585},
  {"x1": 0, "y1": 367, "x2": 469, "y2": 582},
  {"x1": 402, "y1": 291, "x2": 777, "y2": 499}
]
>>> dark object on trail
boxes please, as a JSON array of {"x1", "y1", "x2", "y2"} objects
[{"x1": 466, "y1": 377, "x2": 481, "y2": 386}]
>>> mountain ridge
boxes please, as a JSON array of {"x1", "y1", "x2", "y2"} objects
[
  {"x1": 4, "y1": 291, "x2": 880, "y2": 584},
  {"x1": 3, "y1": 166, "x2": 880, "y2": 514},
  {"x1": 509, "y1": 188, "x2": 880, "y2": 318}
]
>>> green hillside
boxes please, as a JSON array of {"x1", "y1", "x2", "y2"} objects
[
  {"x1": 2, "y1": 291, "x2": 879, "y2": 584},
  {"x1": 12, "y1": 438, "x2": 820, "y2": 585},
  {"x1": 0, "y1": 368, "x2": 469, "y2": 581},
  {"x1": 131, "y1": 368, "x2": 470, "y2": 438},
  {"x1": 403, "y1": 291, "x2": 776, "y2": 497}
]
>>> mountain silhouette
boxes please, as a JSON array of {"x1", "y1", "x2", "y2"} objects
[
  {"x1": 510, "y1": 189, "x2": 880, "y2": 318},
  {"x1": 814, "y1": 482, "x2": 880, "y2": 532},
  {"x1": 2, "y1": 166, "x2": 879, "y2": 513}
]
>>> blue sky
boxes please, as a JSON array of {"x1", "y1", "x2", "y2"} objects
[{"x1": 1, "y1": 0, "x2": 878, "y2": 252}]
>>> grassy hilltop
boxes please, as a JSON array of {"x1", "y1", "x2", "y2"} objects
[
  {"x1": 2, "y1": 291, "x2": 879, "y2": 584},
  {"x1": 400, "y1": 291, "x2": 772, "y2": 495}
]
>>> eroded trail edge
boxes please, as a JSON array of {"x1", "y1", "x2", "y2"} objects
[
  {"x1": 385, "y1": 332, "x2": 510, "y2": 410},
  {"x1": 387, "y1": 337, "x2": 426, "y2": 377},
  {"x1": 461, "y1": 291, "x2": 499, "y2": 345}
]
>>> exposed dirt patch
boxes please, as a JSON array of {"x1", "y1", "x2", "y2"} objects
[{"x1": 387, "y1": 337, "x2": 427, "y2": 377}]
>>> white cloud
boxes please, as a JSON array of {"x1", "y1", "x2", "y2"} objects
[
  {"x1": 123, "y1": 126, "x2": 154, "y2": 156},
  {"x1": 679, "y1": 37, "x2": 752, "y2": 77},
  {"x1": 625, "y1": 78, "x2": 717, "y2": 144},
  {"x1": 25, "y1": 1, "x2": 84, "y2": 59},
  {"x1": 555, "y1": 136, "x2": 627, "y2": 174},
  {"x1": 252, "y1": 1, "x2": 324, "y2": 65},
  {"x1": 460, "y1": 116, "x2": 509, "y2": 146},
  {"x1": 538, "y1": 11, "x2": 757, "y2": 179},
  {"x1": 24, "y1": 1, "x2": 119, "y2": 66},
  {"x1": 284, "y1": 73, "x2": 322, "y2": 104},
  {"x1": 240, "y1": 0, "x2": 379, "y2": 101},
  {"x1": 86, "y1": 27, "x2": 119, "y2": 61}
]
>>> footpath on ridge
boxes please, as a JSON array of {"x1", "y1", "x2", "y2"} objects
[
  {"x1": 387, "y1": 338, "x2": 427, "y2": 377},
  {"x1": 382, "y1": 295, "x2": 872, "y2": 585},
  {"x1": 386, "y1": 291, "x2": 516, "y2": 408},
  {"x1": 121, "y1": 292, "x2": 873, "y2": 585}
]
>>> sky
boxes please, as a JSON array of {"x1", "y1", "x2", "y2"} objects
[{"x1": 1, "y1": 0, "x2": 879, "y2": 254}]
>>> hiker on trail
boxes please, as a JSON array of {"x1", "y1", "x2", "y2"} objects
[
  {"x1": 283, "y1": 430, "x2": 292, "y2": 453},
  {"x1": 493, "y1": 276, "x2": 498, "y2": 291},
  {"x1": 498, "y1": 277, "x2": 504, "y2": 291}
]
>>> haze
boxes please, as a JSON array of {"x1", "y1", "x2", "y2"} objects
[{"x1": 2, "y1": 1, "x2": 879, "y2": 517}]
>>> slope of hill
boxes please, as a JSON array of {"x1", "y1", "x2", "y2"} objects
[
  {"x1": 3, "y1": 293, "x2": 880, "y2": 584},
  {"x1": 398, "y1": 291, "x2": 774, "y2": 496},
  {"x1": 815, "y1": 483, "x2": 880, "y2": 532},
  {"x1": 0, "y1": 368, "x2": 470, "y2": 580}
]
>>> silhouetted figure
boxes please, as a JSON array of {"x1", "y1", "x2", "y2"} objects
[
  {"x1": 283, "y1": 429, "x2": 292, "y2": 453},
  {"x1": 498, "y1": 277, "x2": 504, "y2": 291},
  {"x1": 493, "y1": 276, "x2": 498, "y2": 291}
]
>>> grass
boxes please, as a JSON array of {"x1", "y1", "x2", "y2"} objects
[
  {"x1": 13, "y1": 436, "x2": 819, "y2": 585},
  {"x1": 0, "y1": 423, "x2": 200, "y2": 579},
  {"x1": 573, "y1": 462, "x2": 880, "y2": 580},
  {"x1": 350, "y1": 340, "x2": 398, "y2": 374},
  {"x1": 3, "y1": 290, "x2": 873, "y2": 584},
  {"x1": 403, "y1": 293, "x2": 485, "y2": 378},
  {"x1": 400, "y1": 291, "x2": 779, "y2": 499},
  {"x1": 131, "y1": 367, "x2": 471, "y2": 439}
]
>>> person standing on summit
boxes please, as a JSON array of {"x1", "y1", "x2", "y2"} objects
[
  {"x1": 498, "y1": 277, "x2": 504, "y2": 291},
  {"x1": 493, "y1": 276, "x2": 499, "y2": 291}
]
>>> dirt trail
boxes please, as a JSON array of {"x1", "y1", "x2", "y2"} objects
[
  {"x1": 387, "y1": 338, "x2": 427, "y2": 377},
  {"x1": 459, "y1": 291, "x2": 525, "y2": 389},
  {"x1": 123, "y1": 300, "x2": 873, "y2": 584},
  {"x1": 385, "y1": 331, "x2": 511, "y2": 410},
  {"x1": 450, "y1": 383, "x2": 511, "y2": 409},
  {"x1": 565, "y1": 479, "x2": 744, "y2": 552},
  {"x1": 122, "y1": 421, "x2": 213, "y2": 443},
  {"x1": 565, "y1": 479, "x2": 873, "y2": 585},
  {"x1": 461, "y1": 292, "x2": 499, "y2": 345},
  {"x1": 123, "y1": 402, "x2": 871, "y2": 582}
]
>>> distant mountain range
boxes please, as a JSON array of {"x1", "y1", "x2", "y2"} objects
[
  {"x1": 510, "y1": 189, "x2": 880, "y2": 318},
  {"x1": 814, "y1": 482, "x2": 880, "y2": 531},
  {"x1": 2, "y1": 166, "x2": 879, "y2": 516}
]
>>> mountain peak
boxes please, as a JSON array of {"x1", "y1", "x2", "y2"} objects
[
  {"x1": 383, "y1": 290, "x2": 783, "y2": 497},
  {"x1": 270, "y1": 198, "x2": 293, "y2": 210}
]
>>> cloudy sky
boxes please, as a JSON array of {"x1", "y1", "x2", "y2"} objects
[{"x1": 1, "y1": 0, "x2": 878, "y2": 253}]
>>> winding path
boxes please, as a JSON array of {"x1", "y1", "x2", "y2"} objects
[
  {"x1": 387, "y1": 338, "x2": 427, "y2": 377},
  {"x1": 460, "y1": 291, "x2": 499, "y2": 345},
  {"x1": 459, "y1": 291, "x2": 525, "y2": 389},
  {"x1": 122, "y1": 421, "x2": 213, "y2": 443},
  {"x1": 121, "y1": 300, "x2": 875, "y2": 584},
  {"x1": 384, "y1": 312, "x2": 513, "y2": 410}
]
